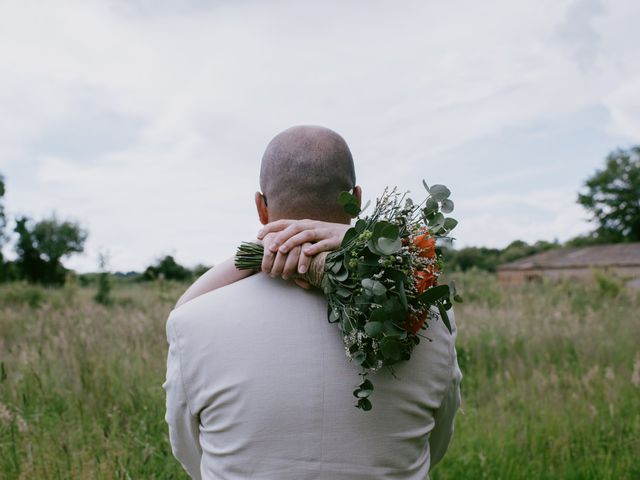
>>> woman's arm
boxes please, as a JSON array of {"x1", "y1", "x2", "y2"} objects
[
  {"x1": 175, "y1": 257, "x2": 252, "y2": 308},
  {"x1": 175, "y1": 220, "x2": 351, "y2": 308}
]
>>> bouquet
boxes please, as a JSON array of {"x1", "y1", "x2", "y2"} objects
[{"x1": 235, "y1": 181, "x2": 461, "y2": 410}]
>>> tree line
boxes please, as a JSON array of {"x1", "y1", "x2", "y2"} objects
[
  {"x1": 0, "y1": 145, "x2": 638, "y2": 284},
  {"x1": 0, "y1": 174, "x2": 206, "y2": 285},
  {"x1": 443, "y1": 145, "x2": 640, "y2": 272}
]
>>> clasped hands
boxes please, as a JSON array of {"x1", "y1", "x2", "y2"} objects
[{"x1": 257, "y1": 219, "x2": 350, "y2": 289}]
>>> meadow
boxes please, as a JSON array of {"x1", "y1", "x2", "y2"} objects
[{"x1": 0, "y1": 271, "x2": 638, "y2": 479}]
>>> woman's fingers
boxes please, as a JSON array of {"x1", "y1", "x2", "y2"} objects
[
  {"x1": 303, "y1": 238, "x2": 339, "y2": 256},
  {"x1": 282, "y1": 246, "x2": 301, "y2": 279},
  {"x1": 270, "y1": 250, "x2": 287, "y2": 277},
  {"x1": 297, "y1": 242, "x2": 312, "y2": 274},
  {"x1": 270, "y1": 220, "x2": 317, "y2": 252},
  {"x1": 278, "y1": 229, "x2": 325, "y2": 253},
  {"x1": 257, "y1": 219, "x2": 295, "y2": 240},
  {"x1": 261, "y1": 233, "x2": 278, "y2": 272}
]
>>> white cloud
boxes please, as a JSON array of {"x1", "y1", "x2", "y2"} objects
[{"x1": 0, "y1": 0, "x2": 638, "y2": 271}]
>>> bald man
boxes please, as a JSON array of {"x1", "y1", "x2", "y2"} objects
[{"x1": 164, "y1": 126, "x2": 462, "y2": 479}]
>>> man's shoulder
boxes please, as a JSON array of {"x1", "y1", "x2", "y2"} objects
[{"x1": 167, "y1": 274, "x2": 325, "y2": 342}]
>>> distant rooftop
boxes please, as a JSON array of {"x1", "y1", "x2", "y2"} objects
[{"x1": 497, "y1": 243, "x2": 640, "y2": 271}]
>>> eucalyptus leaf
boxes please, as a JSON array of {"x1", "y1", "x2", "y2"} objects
[
  {"x1": 355, "y1": 219, "x2": 367, "y2": 233},
  {"x1": 334, "y1": 268, "x2": 349, "y2": 282},
  {"x1": 397, "y1": 279, "x2": 408, "y2": 310},
  {"x1": 429, "y1": 184, "x2": 451, "y2": 201},
  {"x1": 360, "y1": 379, "x2": 374, "y2": 391},
  {"x1": 383, "y1": 321, "x2": 406, "y2": 338},
  {"x1": 372, "y1": 221, "x2": 398, "y2": 241},
  {"x1": 423, "y1": 197, "x2": 438, "y2": 216},
  {"x1": 336, "y1": 286, "x2": 351, "y2": 298},
  {"x1": 352, "y1": 350, "x2": 367, "y2": 365},
  {"x1": 422, "y1": 179, "x2": 430, "y2": 192},
  {"x1": 381, "y1": 339, "x2": 402, "y2": 362},
  {"x1": 371, "y1": 280, "x2": 387, "y2": 296},
  {"x1": 428, "y1": 212, "x2": 445, "y2": 231},
  {"x1": 357, "y1": 398, "x2": 372, "y2": 411},
  {"x1": 338, "y1": 191, "x2": 357, "y2": 206},
  {"x1": 443, "y1": 217, "x2": 458, "y2": 232},
  {"x1": 331, "y1": 261, "x2": 343, "y2": 274},
  {"x1": 364, "y1": 321, "x2": 384, "y2": 339},
  {"x1": 369, "y1": 309, "x2": 387, "y2": 323},
  {"x1": 376, "y1": 237, "x2": 402, "y2": 255},
  {"x1": 440, "y1": 199, "x2": 454, "y2": 213},
  {"x1": 355, "y1": 388, "x2": 373, "y2": 398},
  {"x1": 438, "y1": 303, "x2": 452, "y2": 334},
  {"x1": 341, "y1": 227, "x2": 359, "y2": 247},
  {"x1": 361, "y1": 278, "x2": 374, "y2": 290},
  {"x1": 344, "y1": 203, "x2": 361, "y2": 216},
  {"x1": 420, "y1": 284, "x2": 450, "y2": 304}
]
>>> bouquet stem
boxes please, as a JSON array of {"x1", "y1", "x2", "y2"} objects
[{"x1": 235, "y1": 242, "x2": 327, "y2": 288}]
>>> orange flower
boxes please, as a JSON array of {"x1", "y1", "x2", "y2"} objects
[
  {"x1": 415, "y1": 268, "x2": 438, "y2": 294},
  {"x1": 412, "y1": 231, "x2": 438, "y2": 294},
  {"x1": 413, "y1": 231, "x2": 436, "y2": 258},
  {"x1": 404, "y1": 309, "x2": 429, "y2": 335}
]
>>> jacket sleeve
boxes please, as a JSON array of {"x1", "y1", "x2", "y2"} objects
[
  {"x1": 428, "y1": 358, "x2": 462, "y2": 467},
  {"x1": 164, "y1": 314, "x2": 203, "y2": 479},
  {"x1": 429, "y1": 309, "x2": 463, "y2": 468}
]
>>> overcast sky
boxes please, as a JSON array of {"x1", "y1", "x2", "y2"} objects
[{"x1": 1, "y1": 0, "x2": 638, "y2": 272}]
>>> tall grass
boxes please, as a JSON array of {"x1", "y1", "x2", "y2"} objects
[
  {"x1": 0, "y1": 274, "x2": 638, "y2": 479},
  {"x1": 433, "y1": 270, "x2": 640, "y2": 480}
]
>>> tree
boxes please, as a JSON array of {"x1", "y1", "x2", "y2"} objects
[
  {"x1": 94, "y1": 252, "x2": 112, "y2": 305},
  {"x1": 142, "y1": 255, "x2": 192, "y2": 282},
  {"x1": 578, "y1": 146, "x2": 640, "y2": 242},
  {"x1": 0, "y1": 174, "x2": 7, "y2": 280},
  {"x1": 14, "y1": 215, "x2": 88, "y2": 285}
]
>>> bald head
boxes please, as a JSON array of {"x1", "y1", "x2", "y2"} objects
[{"x1": 259, "y1": 126, "x2": 356, "y2": 222}]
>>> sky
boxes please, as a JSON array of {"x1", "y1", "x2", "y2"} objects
[{"x1": 0, "y1": 0, "x2": 638, "y2": 272}]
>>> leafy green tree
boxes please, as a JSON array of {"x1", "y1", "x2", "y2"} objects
[
  {"x1": 578, "y1": 146, "x2": 640, "y2": 242},
  {"x1": 14, "y1": 215, "x2": 88, "y2": 285},
  {"x1": 142, "y1": 255, "x2": 192, "y2": 282},
  {"x1": 0, "y1": 174, "x2": 7, "y2": 280},
  {"x1": 94, "y1": 252, "x2": 112, "y2": 305}
]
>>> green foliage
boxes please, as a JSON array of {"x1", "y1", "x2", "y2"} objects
[
  {"x1": 431, "y1": 271, "x2": 640, "y2": 480},
  {"x1": 0, "y1": 282, "x2": 45, "y2": 308},
  {"x1": 0, "y1": 173, "x2": 6, "y2": 248},
  {"x1": 142, "y1": 255, "x2": 192, "y2": 282},
  {"x1": 237, "y1": 185, "x2": 461, "y2": 410},
  {"x1": 578, "y1": 145, "x2": 640, "y2": 242},
  {"x1": 1, "y1": 276, "x2": 638, "y2": 478},
  {"x1": 0, "y1": 173, "x2": 6, "y2": 280},
  {"x1": 94, "y1": 253, "x2": 112, "y2": 305},
  {"x1": 443, "y1": 239, "x2": 560, "y2": 272},
  {"x1": 592, "y1": 269, "x2": 624, "y2": 298},
  {"x1": 13, "y1": 215, "x2": 88, "y2": 285},
  {"x1": 0, "y1": 281, "x2": 188, "y2": 479}
]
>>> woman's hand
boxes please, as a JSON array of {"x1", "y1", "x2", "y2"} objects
[{"x1": 257, "y1": 219, "x2": 351, "y2": 287}]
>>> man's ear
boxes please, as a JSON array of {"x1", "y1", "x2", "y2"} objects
[
  {"x1": 255, "y1": 191, "x2": 269, "y2": 225},
  {"x1": 353, "y1": 185, "x2": 362, "y2": 205}
]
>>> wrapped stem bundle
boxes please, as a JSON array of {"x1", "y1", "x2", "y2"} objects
[
  {"x1": 235, "y1": 242, "x2": 328, "y2": 288},
  {"x1": 235, "y1": 182, "x2": 461, "y2": 410}
]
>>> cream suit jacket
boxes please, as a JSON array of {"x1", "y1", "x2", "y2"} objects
[{"x1": 164, "y1": 273, "x2": 462, "y2": 480}]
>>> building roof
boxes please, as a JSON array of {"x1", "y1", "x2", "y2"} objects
[{"x1": 497, "y1": 243, "x2": 640, "y2": 271}]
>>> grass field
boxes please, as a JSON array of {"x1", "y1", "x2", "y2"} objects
[{"x1": 1, "y1": 272, "x2": 639, "y2": 479}]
